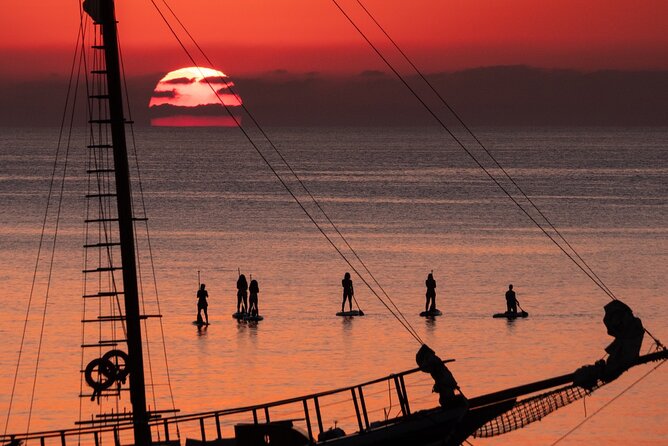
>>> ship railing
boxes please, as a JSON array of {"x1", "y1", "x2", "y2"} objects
[
  {"x1": 6, "y1": 350, "x2": 665, "y2": 444},
  {"x1": 0, "y1": 361, "x2": 449, "y2": 445}
]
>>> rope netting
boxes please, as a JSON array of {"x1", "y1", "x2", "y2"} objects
[{"x1": 473, "y1": 384, "x2": 595, "y2": 438}]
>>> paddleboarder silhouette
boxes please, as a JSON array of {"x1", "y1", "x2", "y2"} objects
[
  {"x1": 505, "y1": 284, "x2": 518, "y2": 315},
  {"x1": 197, "y1": 283, "x2": 209, "y2": 324},
  {"x1": 425, "y1": 272, "x2": 437, "y2": 313},
  {"x1": 341, "y1": 272, "x2": 354, "y2": 313}
]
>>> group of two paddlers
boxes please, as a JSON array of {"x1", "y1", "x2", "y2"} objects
[
  {"x1": 195, "y1": 274, "x2": 261, "y2": 324},
  {"x1": 235, "y1": 274, "x2": 260, "y2": 317}
]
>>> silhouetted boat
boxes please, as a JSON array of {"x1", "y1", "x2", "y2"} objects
[{"x1": 1, "y1": 1, "x2": 665, "y2": 446}]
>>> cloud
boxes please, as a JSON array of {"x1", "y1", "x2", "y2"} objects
[
  {"x1": 216, "y1": 87, "x2": 236, "y2": 95},
  {"x1": 149, "y1": 103, "x2": 238, "y2": 115},
  {"x1": 164, "y1": 77, "x2": 195, "y2": 84},
  {"x1": 229, "y1": 66, "x2": 668, "y2": 126},
  {"x1": 2, "y1": 67, "x2": 667, "y2": 126},
  {"x1": 152, "y1": 89, "x2": 176, "y2": 98},
  {"x1": 200, "y1": 76, "x2": 230, "y2": 84}
]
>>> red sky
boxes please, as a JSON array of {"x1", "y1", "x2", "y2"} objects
[{"x1": 1, "y1": 0, "x2": 668, "y2": 79}]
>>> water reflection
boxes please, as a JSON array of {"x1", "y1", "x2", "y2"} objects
[
  {"x1": 1, "y1": 128, "x2": 666, "y2": 442},
  {"x1": 341, "y1": 316, "x2": 354, "y2": 332},
  {"x1": 246, "y1": 321, "x2": 261, "y2": 337},
  {"x1": 505, "y1": 318, "x2": 517, "y2": 331},
  {"x1": 236, "y1": 319, "x2": 261, "y2": 333},
  {"x1": 424, "y1": 316, "x2": 437, "y2": 334}
]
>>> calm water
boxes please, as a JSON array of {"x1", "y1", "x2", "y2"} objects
[{"x1": 0, "y1": 126, "x2": 666, "y2": 445}]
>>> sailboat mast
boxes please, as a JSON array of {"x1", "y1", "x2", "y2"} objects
[{"x1": 84, "y1": 0, "x2": 151, "y2": 443}]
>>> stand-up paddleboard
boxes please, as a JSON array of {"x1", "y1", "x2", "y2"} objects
[
  {"x1": 244, "y1": 314, "x2": 264, "y2": 322},
  {"x1": 232, "y1": 312, "x2": 247, "y2": 320},
  {"x1": 419, "y1": 309, "x2": 443, "y2": 317},
  {"x1": 193, "y1": 314, "x2": 209, "y2": 326},
  {"x1": 493, "y1": 310, "x2": 528, "y2": 319},
  {"x1": 336, "y1": 310, "x2": 364, "y2": 317}
]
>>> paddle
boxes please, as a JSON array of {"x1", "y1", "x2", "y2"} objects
[
  {"x1": 196, "y1": 270, "x2": 203, "y2": 323},
  {"x1": 352, "y1": 293, "x2": 365, "y2": 316},
  {"x1": 516, "y1": 296, "x2": 527, "y2": 315}
]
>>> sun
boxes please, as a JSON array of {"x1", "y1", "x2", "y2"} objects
[{"x1": 148, "y1": 67, "x2": 242, "y2": 127}]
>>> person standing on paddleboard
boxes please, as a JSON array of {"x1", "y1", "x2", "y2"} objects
[
  {"x1": 197, "y1": 283, "x2": 209, "y2": 324},
  {"x1": 237, "y1": 274, "x2": 248, "y2": 314},
  {"x1": 248, "y1": 278, "x2": 259, "y2": 317},
  {"x1": 341, "y1": 272, "x2": 354, "y2": 313},
  {"x1": 425, "y1": 273, "x2": 437, "y2": 313},
  {"x1": 505, "y1": 284, "x2": 518, "y2": 315}
]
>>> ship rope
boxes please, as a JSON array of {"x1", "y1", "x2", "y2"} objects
[
  {"x1": 548, "y1": 358, "x2": 665, "y2": 445},
  {"x1": 329, "y1": 0, "x2": 664, "y2": 350},
  {"x1": 112, "y1": 26, "x2": 161, "y2": 430},
  {"x1": 118, "y1": 26, "x2": 181, "y2": 439},
  {"x1": 352, "y1": 0, "x2": 619, "y2": 302},
  {"x1": 473, "y1": 352, "x2": 666, "y2": 440},
  {"x1": 80, "y1": 14, "x2": 127, "y2": 426},
  {"x1": 150, "y1": 0, "x2": 425, "y2": 344},
  {"x1": 54, "y1": 8, "x2": 182, "y2": 440},
  {"x1": 2, "y1": 15, "x2": 85, "y2": 438},
  {"x1": 329, "y1": 4, "x2": 668, "y2": 441},
  {"x1": 78, "y1": 3, "x2": 92, "y2": 437},
  {"x1": 474, "y1": 385, "x2": 591, "y2": 438},
  {"x1": 153, "y1": 0, "x2": 400, "y2": 328}
]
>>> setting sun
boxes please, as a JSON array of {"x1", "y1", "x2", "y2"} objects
[{"x1": 149, "y1": 66, "x2": 242, "y2": 127}]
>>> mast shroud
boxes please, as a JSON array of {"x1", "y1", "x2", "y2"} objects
[{"x1": 84, "y1": 0, "x2": 152, "y2": 443}]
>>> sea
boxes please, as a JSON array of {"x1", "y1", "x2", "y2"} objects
[{"x1": 0, "y1": 126, "x2": 666, "y2": 445}]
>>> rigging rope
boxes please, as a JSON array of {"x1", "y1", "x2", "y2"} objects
[
  {"x1": 25, "y1": 20, "x2": 85, "y2": 436},
  {"x1": 150, "y1": 0, "x2": 425, "y2": 344},
  {"x1": 118, "y1": 29, "x2": 181, "y2": 436},
  {"x1": 156, "y1": 0, "x2": 412, "y2": 332},
  {"x1": 330, "y1": 0, "x2": 611, "y2": 296},
  {"x1": 474, "y1": 385, "x2": 591, "y2": 438},
  {"x1": 114, "y1": 29, "x2": 162, "y2": 428},
  {"x1": 550, "y1": 359, "x2": 665, "y2": 445},
  {"x1": 156, "y1": 0, "x2": 423, "y2": 344},
  {"x1": 353, "y1": 0, "x2": 619, "y2": 302},
  {"x1": 83, "y1": 21, "x2": 128, "y2": 340},
  {"x1": 78, "y1": 2, "x2": 91, "y2": 436},
  {"x1": 92, "y1": 16, "x2": 124, "y2": 420},
  {"x1": 2, "y1": 21, "x2": 84, "y2": 438},
  {"x1": 77, "y1": 13, "x2": 138, "y2": 428},
  {"x1": 353, "y1": 1, "x2": 665, "y2": 352},
  {"x1": 331, "y1": 0, "x2": 665, "y2": 348}
]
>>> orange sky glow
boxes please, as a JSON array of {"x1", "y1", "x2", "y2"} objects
[{"x1": 1, "y1": 0, "x2": 667, "y2": 79}]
